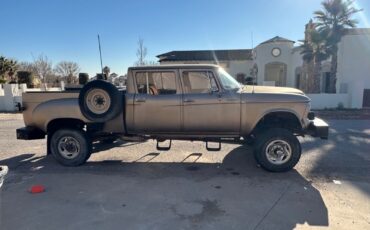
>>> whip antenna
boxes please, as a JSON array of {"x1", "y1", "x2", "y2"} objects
[{"x1": 98, "y1": 34, "x2": 103, "y2": 75}]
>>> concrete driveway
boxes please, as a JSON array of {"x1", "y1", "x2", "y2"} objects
[{"x1": 0, "y1": 114, "x2": 369, "y2": 230}]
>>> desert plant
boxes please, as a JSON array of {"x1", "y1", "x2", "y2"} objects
[{"x1": 337, "y1": 102, "x2": 344, "y2": 109}]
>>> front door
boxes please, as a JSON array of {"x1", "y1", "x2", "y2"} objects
[
  {"x1": 133, "y1": 70, "x2": 181, "y2": 133},
  {"x1": 181, "y1": 70, "x2": 240, "y2": 134}
]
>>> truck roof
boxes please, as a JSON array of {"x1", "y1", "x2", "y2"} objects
[{"x1": 128, "y1": 64, "x2": 219, "y2": 71}]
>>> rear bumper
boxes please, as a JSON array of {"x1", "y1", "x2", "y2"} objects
[
  {"x1": 16, "y1": 127, "x2": 45, "y2": 140},
  {"x1": 305, "y1": 118, "x2": 329, "y2": 140}
]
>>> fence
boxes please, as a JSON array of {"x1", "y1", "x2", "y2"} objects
[
  {"x1": 306, "y1": 93, "x2": 350, "y2": 109},
  {"x1": 0, "y1": 83, "x2": 355, "y2": 112},
  {"x1": 0, "y1": 84, "x2": 62, "y2": 112}
]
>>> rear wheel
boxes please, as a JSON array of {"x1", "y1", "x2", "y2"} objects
[
  {"x1": 50, "y1": 129, "x2": 91, "y2": 166},
  {"x1": 253, "y1": 128, "x2": 301, "y2": 172}
]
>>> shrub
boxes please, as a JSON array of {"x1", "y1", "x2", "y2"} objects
[
  {"x1": 337, "y1": 102, "x2": 344, "y2": 110},
  {"x1": 78, "y1": 73, "x2": 89, "y2": 85},
  {"x1": 17, "y1": 71, "x2": 33, "y2": 87}
]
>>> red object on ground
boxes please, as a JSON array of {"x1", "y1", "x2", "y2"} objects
[{"x1": 29, "y1": 185, "x2": 45, "y2": 194}]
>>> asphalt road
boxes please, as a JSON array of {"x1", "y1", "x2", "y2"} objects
[{"x1": 0, "y1": 114, "x2": 369, "y2": 230}]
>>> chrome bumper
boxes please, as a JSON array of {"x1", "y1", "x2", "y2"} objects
[{"x1": 305, "y1": 118, "x2": 329, "y2": 140}]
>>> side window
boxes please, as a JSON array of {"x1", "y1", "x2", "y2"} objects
[
  {"x1": 135, "y1": 71, "x2": 177, "y2": 95},
  {"x1": 182, "y1": 71, "x2": 218, "y2": 94}
]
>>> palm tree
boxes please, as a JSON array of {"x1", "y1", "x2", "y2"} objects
[
  {"x1": 0, "y1": 56, "x2": 17, "y2": 82},
  {"x1": 314, "y1": 0, "x2": 362, "y2": 93},
  {"x1": 301, "y1": 29, "x2": 330, "y2": 93}
]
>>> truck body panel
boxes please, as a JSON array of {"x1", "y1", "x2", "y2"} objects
[{"x1": 18, "y1": 64, "x2": 325, "y2": 140}]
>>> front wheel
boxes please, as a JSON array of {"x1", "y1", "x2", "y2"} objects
[
  {"x1": 50, "y1": 129, "x2": 92, "y2": 166},
  {"x1": 253, "y1": 128, "x2": 301, "y2": 172}
]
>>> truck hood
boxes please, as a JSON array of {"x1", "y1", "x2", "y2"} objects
[{"x1": 241, "y1": 85, "x2": 305, "y2": 95}]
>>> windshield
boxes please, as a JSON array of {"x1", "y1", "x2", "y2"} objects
[{"x1": 217, "y1": 68, "x2": 241, "y2": 90}]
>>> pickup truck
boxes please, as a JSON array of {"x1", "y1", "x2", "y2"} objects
[{"x1": 16, "y1": 64, "x2": 329, "y2": 172}]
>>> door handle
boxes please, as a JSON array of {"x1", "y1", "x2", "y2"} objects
[
  {"x1": 184, "y1": 98, "x2": 194, "y2": 103},
  {"x1": 135, "y1": 98, "x2": 146, "y2": 102}
]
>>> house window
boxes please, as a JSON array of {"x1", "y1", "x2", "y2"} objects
[{"x1": 135, "y1": 71, "x2": 177, "y2": 95}]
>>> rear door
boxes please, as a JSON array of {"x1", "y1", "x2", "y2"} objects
[{"x1": 132, "y1": 69, "x2": 182, "y2": 133}]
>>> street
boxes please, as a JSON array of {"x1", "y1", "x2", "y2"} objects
[{"x1": 0, "y1": 114, "x2": 369, "y2": 230}]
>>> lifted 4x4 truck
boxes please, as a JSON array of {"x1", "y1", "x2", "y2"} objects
[{"x1": 16, "y1": 64, "x2": 328, "y2": 172}]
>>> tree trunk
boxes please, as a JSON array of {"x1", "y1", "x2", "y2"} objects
[
  {"x1": 330, "y1": 47, "x2": 338, "y2": 93},
  {"x1": 312, "y1": 57, "x2": 321, "y2": 93},
  {"x1": 305, "y1": 60, "x2": 315, "y2": 93}
]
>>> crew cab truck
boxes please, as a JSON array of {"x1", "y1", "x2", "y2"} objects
[{"x1": 16, "y1": 64, "x2": 329, "y2": 172}]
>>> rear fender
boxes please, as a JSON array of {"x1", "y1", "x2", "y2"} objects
[{"x1": 32, "y1": 98, "x2": 88, "y2": 132}]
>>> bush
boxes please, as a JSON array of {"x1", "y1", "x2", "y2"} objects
[
  {"x1": 78, "y1": 73, "x2": 89, "y2": 85},
  {"x1": 17, "y1": 71, "x2": 33, "y2": 87},
  {"x1": 337, "y1": 102, "x2": 344, "y2": 110}
]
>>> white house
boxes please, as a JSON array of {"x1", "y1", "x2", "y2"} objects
[{"x1": 157, "y1": 26, "x2": 370, "y2": 109}]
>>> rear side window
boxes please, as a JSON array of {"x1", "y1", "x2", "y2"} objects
[
  {"x1": 182, "y1": 71, "x2": 218, "y2": 94},
  {"x1": 135, "y1": 71, "x2": 177, "y2": 95}
]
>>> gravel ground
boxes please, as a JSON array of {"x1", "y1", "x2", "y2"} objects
[{"x1": 0, "y1": 114, "x2": 369, "y2": 230}]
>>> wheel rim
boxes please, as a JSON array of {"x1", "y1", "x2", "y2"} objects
[
  {"x1": 85, "y1": 88, "x2": 111, "y2": 114},
  {"x1": 57, "y1": 136, "x2": 81, "y2": 159},
  {"x1": 265, "y1": 139, "x2": 292, "y2": 165}
]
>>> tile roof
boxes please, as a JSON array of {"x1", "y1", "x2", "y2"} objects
[{"x1": 259, "y1": 36, "x2": 295, "y2": 45}]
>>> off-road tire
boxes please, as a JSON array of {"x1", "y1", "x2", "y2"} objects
[
  {"x1": 50, "y1": 129, "x2": 92, "y2": 166},
  {"x1": 254, "y1": 128, "x2": 301, "y2": 172},
  {"x1": 79, "y1": 80, "x2": 122, "y2": 122}
]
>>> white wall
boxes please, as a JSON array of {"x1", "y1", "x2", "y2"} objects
[
  {"x1": 0, "y1": 84, "x2": 62, "y2": 112},
  {"x1": 337, "y1": 29, "x2": 370, "y2": 108},
  {"x1": 307, "y1": 93, "x2": 350, "y2": 109}
]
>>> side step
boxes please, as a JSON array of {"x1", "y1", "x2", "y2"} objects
[
  {"x1": 156, "y1": 140, "x2": 172, "y2": 151},
  {"x1": 206, "y1": 141, "x2": 221, "y2": 151}
]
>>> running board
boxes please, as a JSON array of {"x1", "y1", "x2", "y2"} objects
[
  {"x1": 157, "y1": 140, "x2": 172, "y2": 151},
  {"x1": 206, "y1": 141, "x2": 221, "y2": 151}
]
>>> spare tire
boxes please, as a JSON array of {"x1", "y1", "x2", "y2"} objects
[{"x1": 78, "y1": 80, "x2": 122, "y2": 122}]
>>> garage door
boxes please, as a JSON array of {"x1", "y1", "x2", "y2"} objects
[{"x1": 363, "y1": 89, "x2": 370, "y2": 108}]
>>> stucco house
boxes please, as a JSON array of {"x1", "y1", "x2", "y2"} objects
[{"x1": 157, "y1": 26, "x2": 370, "y2": 109}]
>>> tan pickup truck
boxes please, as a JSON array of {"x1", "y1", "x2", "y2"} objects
[{"x1": 16, "y1": 64, "x2": 328, "y2": 172}]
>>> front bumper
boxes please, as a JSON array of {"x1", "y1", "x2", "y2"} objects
[
  {"x1": 16, "y1": 127, "x2": 45, "y2": 140},
  {"x1": 305, "y1": 118, "x2": 329, "y2": 140}
]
